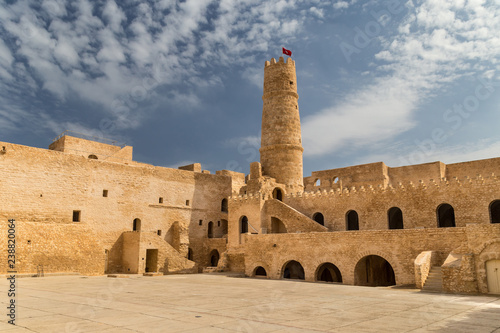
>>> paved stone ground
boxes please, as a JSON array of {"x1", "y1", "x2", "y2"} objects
[{"x1": 1, "y1": 273, "x2": 500, "y2": 332}]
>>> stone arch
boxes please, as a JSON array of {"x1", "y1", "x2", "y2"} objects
[
  {"x1": 312, "y1": 212, "x2": 324, "y2": 226},
  {"x1": 271, "y1": 217, "x2": 287, "y2": 233},
  {"x1": 437, "y1": 203, "x2": 455, "y2": 227},
  {"x1": 388, "y1": 207, "x2": 404, "y2": 229},
  {"x1": 88, "y1": 154, "x2": 98, "y2": 159},
  {"x1": 354, "y1": 255, "x2": 396, "y2": 286},
  {"x1": 490, "y1": 200, "x2": 500, "y2": 223},
  {"x1": 315, "y1": 263, "x2": 343, "y2": 283},
  {"x1": 209, "y1": 249, "x2": 219, "y2": 267},
  {"x1": 272, "y1": 187, "x2": 284, "y2": 201},
  {"x1": 282, "y1": 260, "x2": 305, "y2": 280},
  {"x1": 476, "y1": 240, "x2": 500, "y2": 293},
  {"x1": 221, "y1": 198, "x2": 228, "y2": 212},
  {"x1": 133, "y1": 218, "x2": 141, "y2": 232},
  {"x1": 346, "y1": 210, "x2": 359, "y2": 230},
  {"x1": 253, "y1": 266, "x2": 268, "y2": 277}
]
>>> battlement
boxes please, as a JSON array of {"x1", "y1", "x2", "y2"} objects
[
  {"x1": 296, "y1": 173, "x2": 498, "y2": 200},
  {"x1": 264, "y1": 56, "x2": 295, "y2": 67}
]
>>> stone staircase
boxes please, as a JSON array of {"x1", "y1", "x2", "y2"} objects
[{"x1": 422, "y1": 267, "x2": 443, "y2": 292}]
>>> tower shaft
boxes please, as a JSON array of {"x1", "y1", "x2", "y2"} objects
[{"x1": 260, "y1": 57, "x2": 304, "y2": 189}]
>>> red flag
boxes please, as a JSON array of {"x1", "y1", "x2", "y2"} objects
[{"x1": 282, "y1": 47, "x2": 292, "y2": 57}]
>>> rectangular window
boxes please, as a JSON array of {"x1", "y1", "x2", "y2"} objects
[
  {"x1": 103, "y1": 190, "x2": 108, "y2": 197},
  {"x1": 186, "y1": 200, "x2": 190, "y2": 206},
  {"x1": 159, "y1": 197, "x2": 163, "y2": 204},
  {"x1": 73, "y1": 210, "x2": 81, "y2": 222},
  {"x1": 157, "y1": 230, "x2": 162, "y2": 236},
  {"x1": 199, "y1": 220, "x2": 202, "y2": 226},
  {"x1": 218, "y1": 221, "x2": 220, "y2": 227}
]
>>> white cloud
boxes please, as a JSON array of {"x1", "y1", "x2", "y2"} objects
[{"x1": 302, "y1": 0, "x2": 500, "y2": 157}]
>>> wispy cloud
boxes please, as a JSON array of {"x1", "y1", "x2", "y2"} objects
[{"x1": 302, "y1": 0, "x2": 500, "y2": 157}]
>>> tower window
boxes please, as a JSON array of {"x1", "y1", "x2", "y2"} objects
[
  {"x1": 157, "y1": 230, "x2": 162, "y2": 236},
  {"x1": 199, "y1": 220, "x2": 203, "y2": 226},
  {"x1": 186, "y1": 200, "x2": 190, "y2": 206},
  {"x1": 103, "y1": 190, "x2": 108, "y2": 197},
  {"x1": 73, "y1": 210, "x2": 81, "y2": 222},
  {"x1": 159, "y1": 197, "x2": 163, "y2": 204}
]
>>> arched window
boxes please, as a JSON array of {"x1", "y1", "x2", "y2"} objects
[
  {"x1": 240, "y1": 216, "x2": 248, "y2": 234},
  {"x1": 221, "y1": 198, "x2": 228, "y2": 212},
  {"x1": 490, "y1": 200, "x2": 500, "y2": 224},
  {"x1": 88, "y1": 154, "x2": 98, "y2": 159},
  {"x1": 207, "y1": 221, "x2": 214, "y2": 238},
  {"x1": 346, "y1": 210, "x2": 359, "y2": 230},
  {"x1": 388, "y1": 207, "x2": 404, "y2": 229},
  {"x1": 437, "y1": 203, "x2": 455, "y2": 227},
  {"x1": 133, "y1": 218, "x2": 141, "y2": 232},
  {"x1": 312, "y1": 212, "x2": 324, "y2": 226},
  {"x1": 272, "y1": 188, "x2": 283, "y2": 201}
]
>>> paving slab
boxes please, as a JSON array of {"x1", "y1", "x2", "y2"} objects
[{"x1": 1, "y1": 274, "x2": 499, "y2": 332}]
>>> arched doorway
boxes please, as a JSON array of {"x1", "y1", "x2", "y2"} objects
[
  {"x1": 282, "y1": 260, "x2": 305, "y2": 280},
  {"x1": 133, "y1": 218, "x2": 141, "y2": 232},
  {"x1": 388, "y1": 207, "x2": 404, "y2": 229},
  {"x1": 221, "y1": 198, "x2": 228, "y2": 212},
  {"x1": 271, "y1": 217, "x2": 287, "y2": 233},
  {"x1": 312, "y1": 212, "x2": 324, "y2": 226},
  {"x1": 354, "y1": 255, "x2": 395, "y2": 286},
  {"x1": 272, "y1": 188, "x2": 283, "y2": 201},
  {"x1": 209, "y1": 250, "x2": 219, "y2": 267},
  {"x1": 346, "y1": 210, "x2": 359, "y2": 230},
  {"x1": 207, "y1": 221, "x2": 214, "y2": 238},
  {"x1": 254, "y1": 266, "x2": 267, "y2": 277},
  {"x1": 490, "y1": 200, "x2": 500, "y2": 224},
  {"x1": 240, "y1": 216, "x2": 248, "y2": 233},
  {"x1": 316, "y1": 263, "x2": 342, "y2": 283},
  {"x1": 437, "y1": 203, "x2": 455, "y2": 227}
]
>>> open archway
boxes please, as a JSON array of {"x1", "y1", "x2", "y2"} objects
[
  {"x1": 282, "y1": 260, "x2": 305, "y2": 280},
  {"x1": 253, "y1": 266, "x2": 267, "y2": 277},
  {"x1": 209, "y1": 249, "x2": 219, "y2": 267},
  {"x1": 271, "y1": 217, "x2": 287, "y2": 233},
  {"x1": 346, "y1": 210, "x2": 359, "y2": 230},
  {"x1": 272, "y1": 188, "x2": 283, "y2": 201},
  {"x1": 316, "y1": 263, "x2": 342, "y2": 283},
  {"x1": 437, "y1": 203, "x2": 456, "y2": 227},
  {"x1": 354, "y1": 255, "x2": 395, "y2": 286},
  {"x1": 312, "y1": 212, "x2": 324, "y2": 226},
  {"x1": 388, "y1": 207, "x2": 404, "y2": 229}
]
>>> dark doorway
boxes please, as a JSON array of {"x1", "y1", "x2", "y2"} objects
[
  {"x1": 354, "y1": 255, "x2": 395, "y2": 286},
  {"x1": 388, "y1": 207, "x2": 404, "y2": 229},
  {"x1": 187, "y1": 248, "x2": 193, "y2": 261},
  {"x1": 437, "y1": 204, "x2": 456, "y2": 227},
  {"x1": 240, "y1": 216, "x2": 248, "y2": 233},
  {"x1": 316, "y1": 263, "x2": 342, "y2": 283},
  {"x1": 490, "y1": 200, "x2": 500, "y2": 223},
  {"x1": 208, "y1": 221, "x2": 214, "y2": 238},
  {"x1": 282, "y1": 260, "x2": 305, "y2": 280},
  {"x1": 209, "y1": 250, "x2": 219, "y2": 267},
  {"x1": 254, "y1": 266, "x2": 267, "y2": 277},
  {"x1": 133, "y1": 218, "x2": 141, "y2": 232},
  {"x1": 273, "y1": 188, "x2": 283, "y2": 201},
  {"x1": 145, "y1": 249, "x2": 158, "y2": 273},
  {"x1": 346, "y1": 210, "x2": 359, "y2": 230},
  {"x1": 313, "y1": 212, "x2": 324, "y2": 226}
]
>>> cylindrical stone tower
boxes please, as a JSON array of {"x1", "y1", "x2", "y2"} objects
[{"x1": 260, "y1": 56, "x2": 304, "y2": 189}]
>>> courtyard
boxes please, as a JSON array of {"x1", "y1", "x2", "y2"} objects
[{"x1": 1, "y1": 273, "x2": 499, "y2": 332}]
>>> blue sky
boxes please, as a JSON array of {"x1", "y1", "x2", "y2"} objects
[{"x1": 0, "y1": 0, "x2": 499, "y2": 177}]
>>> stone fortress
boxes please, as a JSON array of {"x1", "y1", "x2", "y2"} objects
[{"x1": 1, "y1": 57, "x2": 499, "y2": 295}]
